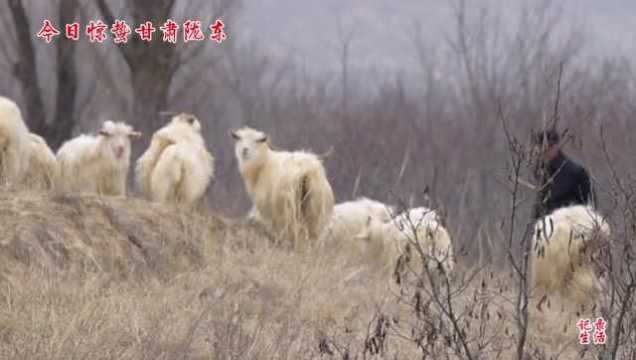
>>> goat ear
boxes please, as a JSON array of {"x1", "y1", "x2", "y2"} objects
[
  {"x1": 256, "y1": 135, "x2": 268, "y2": 143},
  {"x1": 129, "y1": 131, "x2": 142, "y2": 139},
  {"x1": 99, "y1": 129, "x2": 111, "y2": 137},
  {"x1": 229, "y1": 129, "x2": 240, "y2": 140}
]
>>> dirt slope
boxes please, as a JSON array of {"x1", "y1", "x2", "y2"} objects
[{"x1": 0, "y1": 191, "x2": 231, "y2": 281}]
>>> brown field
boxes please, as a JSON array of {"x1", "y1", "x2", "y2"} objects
[{"x1": 0, "y1": 191, "x2": 627, "y2": 359}]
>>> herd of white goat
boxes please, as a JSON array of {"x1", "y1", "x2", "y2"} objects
[{"x1": 0, "y1": 95, "x2": 612, "y2": 307}]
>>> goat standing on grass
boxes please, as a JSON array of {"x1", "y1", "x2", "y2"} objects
[
  {"x1": 57, "y1": 120, "x2": 141, "y2": 196},
  {"x1": 135, "y1": 113, "x2": 214, "y2": 206},
  {"x1": 532, "y1": 204, "x2": 610, "y2": 308},
  {"x1": 0, "y1": 96, "x2": 30, "y2": 188},
  {"x1": 0, "y1": 96, "x2": 60, "y2": 192},
  {"x1": 230, "y1": 127, "x2": 335, "y2": 247},
  {"x1": 22, "y1": 133, "x2": 59, "y2": 191}
]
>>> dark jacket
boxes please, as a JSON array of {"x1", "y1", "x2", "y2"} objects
[{"x1": 532, "y1": 151, "x2": 593, "y2": 219}]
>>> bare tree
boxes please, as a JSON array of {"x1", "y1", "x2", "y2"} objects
[
  {"x1": 94, "y1": 0, "x2": 237, "y2": 132},
  {"x1": 3, "y1": 0, "x2": 81, "y2": 150},
  {"x1": 334, "y1": 16, "x2": 355, "y2": 126}
]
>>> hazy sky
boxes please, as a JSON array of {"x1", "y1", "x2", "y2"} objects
[{"x1": 236, "y1": 0, "x2": 636, "y2": 75}]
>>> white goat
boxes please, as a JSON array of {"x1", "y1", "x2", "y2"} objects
[
  {"x1": 56, "y1": 120, "x2": 141, "y2": 196},
  {"x1": 230, "y1": 126, "x2": 335, "y2": 246},
  {"x1": 531, "y1": 204, "x2": 610, "y2": 308},
  {"x1": 22, "y1": 133, "x2": 59, "y2": 191},
  {"x1": 0, "y1": 96, "x2": 30, "y2": 187},
  {"x1": 135, "y1": 113, "x2": 214, "y2": 205},
  {"x1": 355, "y1": 207, "x2": 455, "y2": 277},
  {"x1": 321, "y1": 197, "x2": 395, "y2": 247}
]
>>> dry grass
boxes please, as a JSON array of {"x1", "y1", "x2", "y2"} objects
[
  {"x1": 0, "y1": 191, "x2": 390, "y2": 359},
  {"x1": 0, "y1": 191, "x2": 624, "y2": 359}
]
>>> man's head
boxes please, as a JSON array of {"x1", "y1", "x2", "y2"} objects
[{"x1": 532, "y1": 128, "x2": 560, "y2": 163}]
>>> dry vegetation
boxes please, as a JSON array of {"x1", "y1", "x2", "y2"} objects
[
  {"x1": 0, "y1": 188, "x2": 632, "y2": 359},
  {"x1": 1, "y1": 0, "x2": 636, "y2": 359},
  {"x1": 0, "y1": 191, "x2": 423, "y2": 358}
]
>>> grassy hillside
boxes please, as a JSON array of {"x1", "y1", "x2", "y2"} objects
[{"x1": 0, "y1": 192, "x2": 622, "y2": 359}]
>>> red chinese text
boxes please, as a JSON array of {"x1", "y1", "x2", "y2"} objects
[
  {"x1": 183, "y1": 20, "x2": 205, "y2": 42},
  {"x1": 37, "y1": 19, "x2": 230, "y2": 45},
  {"x1": 209, "y1": 19, "x2": 228, "y2": 43},
  {"x1": 86, "y1": 20, "x2": 108, "y2": 43},
  {"x1": 593, "y1": 317, "x2": 607, "y2": 345},
  {"x1": 37, "y1": 20, "x2": 61, "y2": 43},
  {"x1": 110, "y1": 20, "x2": 131, "y2": 44},
  {"x1": 65, "y1": 22, "x2": 80, "y2": 41},
  {"x1": 160, "y1": 19, "x2": 179, "y2": 44},
  {"x1": 135, "y1": 21, "x2": 156, "y2": 42},
  {"x1": 577, "y1": 318, "x2": 592, "y2": 345}
]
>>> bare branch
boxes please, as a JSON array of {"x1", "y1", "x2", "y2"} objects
[
  {"x1": 92, "y1": 0, "x2": 135, "y2": 66},
  {"x1": 549, "y1": 61, "x2": 564, "y2": 130},
  {"x1": 6, "y1": 0, "x2": 48, "y2": 132}
]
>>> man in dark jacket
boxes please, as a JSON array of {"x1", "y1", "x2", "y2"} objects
[{"x1": 531, "y1": 129, "x2": 593, "y2": 220}]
